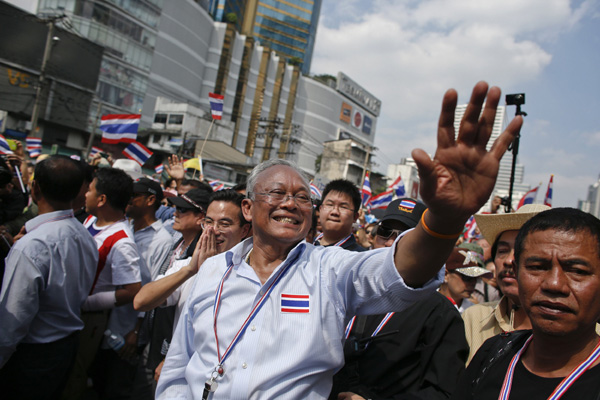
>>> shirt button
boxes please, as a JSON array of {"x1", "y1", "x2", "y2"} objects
[
  {"x1": 251, "y1": 325, "x2": 256, "y2": 331},
  {"x1": 242, "y1": 362, "x2": 248, "y2": 369}
]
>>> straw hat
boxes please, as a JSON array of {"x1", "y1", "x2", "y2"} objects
[{"x1": 474, "y1": 204, "x2": 551, "y2": 246}]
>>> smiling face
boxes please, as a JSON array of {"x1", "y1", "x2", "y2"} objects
[
  {"x1": 518, "y1": 229, "x2": 600, "y2": 339},
  {"x1": 243, "y1": 165, "x2": 312, "y2": 250},
  {"x1": 204, "y1": 200, "x2": 249, "y2": 253},
  {"x1": 494, "y1": 230, "x2": 520, "y2": 302}
]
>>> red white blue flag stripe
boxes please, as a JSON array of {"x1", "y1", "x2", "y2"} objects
[
  {"x1": 0, "y1": 135, "x2": 12, "y2": 154},
  {"x1": 90, "y1": 146, "x2": 103, "y2": 156},
  {"x1": 209, "y1": 180, "x2": 225, "y2": 191},
  {"x1": 399, "y1": 199, "x2": 416, "y2": 210},
  {"x1": 498, "y1": 335, "x2": 600, "y2": 400},
  {"x1": 544, "y1": 174, "x2": 553, "y2": 207},
  {"x1": 361, "y1": 171, "x2": 371, "y2": 207},
  {"x1": 389, "y1": 175, "x2": 406, "y2": 197},
  {"x1": 280, "y1": 294, "x2": 310, "y2": 313},
  {"x1": 154, "y1": 164, "x2": 164, "y2": 174},
  {"x1": 122, "y1": 141, "x2": 153, "y2": 166},
  {"x1": 100, "y1": 114, "x2": 140, "y2": 144},
  {"x1": 310, "y1": 182, "x2": 322, "y2": 199},
  {"x1": 26, "y1": 137, "x2": 42, "y2": 150},
  {"x1": 209, "y1": 92, "x2": 224, "y2": 120},
  {"x1": 28, "y1": 148, "x2": 41, "y2": 158},
  {"x1": 369, "y1": 189, "x2": 394, "y2": 210},
  {"x1": 517, "y1": 186, "x2": 539, "y2": 209}
]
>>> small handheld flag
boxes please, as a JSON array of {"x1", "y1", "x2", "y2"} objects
[
  {"x1": 0, "y1": 135, "x2": 13, "y2": 154},
  {"x1": 90, "y1": 146, "x2": 104, "y2": 156},
  {"x1": 154, "y1": 164, "x2": 164, "y2": 174},
  {"x1": 208, "y1": 93, "x2": 224, "y2": 120},
  {"x1": 26, "y1": 137, "x2": 42, "y2": 158},
  {"x1": 517, "y1": 186, "x2": 539, "y2": 209},
  {"x1": 361, "y1": 172, "x2": 372, "y2": 207},
  {"x1": 209, "y1": 179, "x2": 224, "y2": 191},
  {"x1": 544, "y1": 175, "x2": 553, "y2": 207},
  {"x1": 122, "y1": 141, "x2": 153, "y2": 166},
  {"x1": 100, "y1": 114, "x2": 140, "y2": 144},
  {"x1": 388, "y1": 175, "x2": 406, "y2": 197},
  {"x1": 310, "y1": 182, "x2": 322, "y2": 199}
]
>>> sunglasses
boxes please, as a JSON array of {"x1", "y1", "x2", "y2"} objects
[{"x1": 376, "y1": 224, "x2": 405, "y2": 240}]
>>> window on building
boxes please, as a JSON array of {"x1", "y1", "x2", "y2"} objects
[
  {"x1": 154, "y1": 113, "x2": 167, "y2": 123},
  {"x1": 168, "y1": 114, "x2": 184, "y2": 125}
]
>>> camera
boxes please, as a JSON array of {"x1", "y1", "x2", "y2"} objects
[{"x1": 506, "y1": 93, "x2": 525, "y2": 106}]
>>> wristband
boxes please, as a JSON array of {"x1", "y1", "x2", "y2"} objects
[{"x1": 420, "y1": 209, "x2": 462, "y2": 240}]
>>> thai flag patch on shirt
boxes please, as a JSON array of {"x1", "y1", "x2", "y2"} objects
[{"x1": 280, "y1": 294, "x2": 310, "y2": 313}]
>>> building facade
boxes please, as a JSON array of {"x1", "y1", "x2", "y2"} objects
[{"x1": 578, "y1": 176, "x2": 600, "y2": 218}]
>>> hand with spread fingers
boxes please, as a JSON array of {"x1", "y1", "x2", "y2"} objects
[
  {"x1": 412, "y1": 81, "x2": 523, "y2": 233},
  {"x1": 165, "y1": 155, "x2": 186, "y2": 181}
]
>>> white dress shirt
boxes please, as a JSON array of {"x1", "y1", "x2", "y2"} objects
[
  {"x1": 0, "y1": 210, "x2": 98, "y2": 367},
  {"x1": 156, "y1": 237, "x2": 443, "y2": 399}
]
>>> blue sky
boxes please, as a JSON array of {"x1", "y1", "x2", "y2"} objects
[{"x1": 312, "y1": 0, "x2": 600, "y2": 207}]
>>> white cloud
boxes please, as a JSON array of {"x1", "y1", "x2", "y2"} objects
[{"x1": 312, "y1": 0, "x2": 593, "y2": 207}]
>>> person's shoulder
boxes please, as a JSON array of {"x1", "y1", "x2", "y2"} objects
[{"x1": 463, "y1": 300, "x2": 499, "y2": 319}]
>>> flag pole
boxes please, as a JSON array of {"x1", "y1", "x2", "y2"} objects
[
  {"x1": 85, "y1": 101, "x2": 102, "y2": 160},
  {"x1": 198, "y1": 119, "x2": 215, "y2": 159}
]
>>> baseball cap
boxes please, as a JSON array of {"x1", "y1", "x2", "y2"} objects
[
  {"x1": 167, "y1": 188, "x2": 210, "y2": 213},
  {"x1": 380, "y1": 198, "x2": 427, "y2": 229},
  {"x1": 133, "y1": 178, "x2": 163, "y2": 202},
  {"x1": 112, "y1": 159, "x2": 143, "y2": 180},
  {"x1": 457, "y1": 242, "x2": 485, "y2": 267},
  {"x1": 446, "y1": 247, "x2": 492, "y2": 278}
]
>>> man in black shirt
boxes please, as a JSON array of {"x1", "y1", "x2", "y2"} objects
[
  {"x1": 452, "y1": 208, "x2": 600, "y2": 399},
  {"x1": 330, "y1": 198, "x2": 469, "y2": 400}
]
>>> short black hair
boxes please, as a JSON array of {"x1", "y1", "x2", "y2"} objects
[
  {"x1": 321, "y1": 179, "x2": 361, "y2": 212},
  {"x1": 232, "y1": 182, "x2": 247, "y2": 192},
  {"x1": 35, "y1": 155, "x2": 83, "y2": 203},
  {"x1": 0, "y1": 157, "x2": 12, "y2": 187},
  {"x1": 94, "y1": 167, "x2": 133, "y2": 212},
  {"x1": 514, "y1": 208, "x2": 600, "y2": 265},
  {"x1": 208, "y1": 189, "x2": 248, "y2": 226},
  {"x1": 181, "y1": 178, "x2": 213, "y2": 193}
]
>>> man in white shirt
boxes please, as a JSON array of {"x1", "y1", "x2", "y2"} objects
[
  {"x1": 156, "y1": 82, "x2": 524, "y2": 399},
  {"x1": 0, "y1": 156, "x2": 98, "y2": 399}
]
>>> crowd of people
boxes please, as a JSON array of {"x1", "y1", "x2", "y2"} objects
[{"x1": 1, "y1": 82, "x2": 599, "y2": 399}]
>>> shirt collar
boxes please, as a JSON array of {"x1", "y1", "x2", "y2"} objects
[{"x1": 25, "y1": 209, "x2": 74, "y2": 233}]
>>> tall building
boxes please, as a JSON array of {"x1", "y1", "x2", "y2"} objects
[
  {"x1": 578, "y1": 175, "x2": 600, "y2": 218},
  {"x1": 36, "y1": 0, "x2": 164, "y2": 126},
  {"x1": 211, "y1": 0, "x2": 322, "y2": 75}
]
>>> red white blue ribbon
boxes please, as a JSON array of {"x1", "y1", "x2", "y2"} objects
[
  {"x1": 212, "y1": 249, "x2": 300, "y2": 370},
  {"x1": 313, "y1": 233, "x2": 353, "y2": 247},
  {"x1": 345, "y1": 312, "x2": 396, "y2": 341},
  {"x1": 498, "y1": 335, "x2": 600, "y2": 400}
]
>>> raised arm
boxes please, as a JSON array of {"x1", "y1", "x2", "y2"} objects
[{"x1": 394, "y1": 82, "x2": 523, "y2": 287}]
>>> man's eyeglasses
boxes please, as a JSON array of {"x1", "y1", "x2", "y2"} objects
[
  {"x1": 320, "y1": 203, "x2": 355, "y2": 214},
  {"x1": 376, "y1": 224, "x2": 405, "y2": 240},
  {"x1": 250, "y1": 191, "x2": 313, "y2": 209}
]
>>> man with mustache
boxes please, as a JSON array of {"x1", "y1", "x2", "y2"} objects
[
  {"x1": 462, "y1": 204, "x2": 549, "y2": 363},
  {"x1": 452, "y1": 208, "x2": 600, "y2": 398}
]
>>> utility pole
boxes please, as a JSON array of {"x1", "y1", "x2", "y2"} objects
[{"x1": 28, "y1": 15, "x2": 65, "y2": 139}]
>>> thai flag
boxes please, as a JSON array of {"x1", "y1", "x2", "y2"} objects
[
  {"x1": 29, "y1": 148, "x2": 41, "y2": 158},
  {"x1": 0, "y1": 135, "x2": 12, "y2": 154},
  {"x1": 399, "y1": 199, "x2": 416, "y2": 211},
  {"x1": 209, "y1": 179, "x2": 224, "y2": 191},
  {"x1": 517, "y1": 186, "x2": 539, "y2": 209},
  {"x1": 310, "y1": 182, "x2": 322, "y2": 199},
  {"x1": 100, "y1": 114, "x2": 140, "y2": 144},
  {"x1": 369, "y1": 189, "x2": 394, "y2": 210},
  {"x1": 463, "y1": 215, "x2": 479, "y2": 241},
  {"x1": 26, "y1": 137, "x2": 42, "y2": 151},
  {"x1": 155, "y1": 164, "x2": 164, "y2": 174},
  {"x1": 388, "y1": 175, "x2": 406, "y2": 197},
  {"x1": 544, "y1": 175, "x2": 553, "y2": 207},
  {"x1": 280, "y1": 294, "x2": 310, "y2": 313},
  {"x1": 90, "y1": 146, "x2": 103, "y2": 156},
  {"x1": 361, "y1": 171, "x2": 371, "y2": 207},
  {"x1": 209, "y1": 93, "x2": 224, "y2": 120},
  {"x1": 122, "y1": 141, "x2": 153, "y2": 166}
]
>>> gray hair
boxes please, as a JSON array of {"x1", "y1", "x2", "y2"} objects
[{"x1": 246, "y1": 159, "x2": 310, "y2": 196}]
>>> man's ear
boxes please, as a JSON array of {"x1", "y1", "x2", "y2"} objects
[
  {"x1": 146, "y1": 194, "x2": 157, "y2": 208},
  {"x1": 195, "y1": 212, "x2": 205, "y2": 227},
  {"x1": 241, "y1": 198, "x2": 253, "y2": 223},
  {"x1": 97, "y1": 193, "x2": 108, "y2": 208}
]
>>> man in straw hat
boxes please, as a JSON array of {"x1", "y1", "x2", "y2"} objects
[
  {"x1": 462, "y1": 204, "x2": 550, "y2": 363},
  {"x1": 452, "y1": 208, "x2": 600, "y2": 398},
  {"x1": 156, "y1": 82, "x2": 523, "y2": 399}
]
